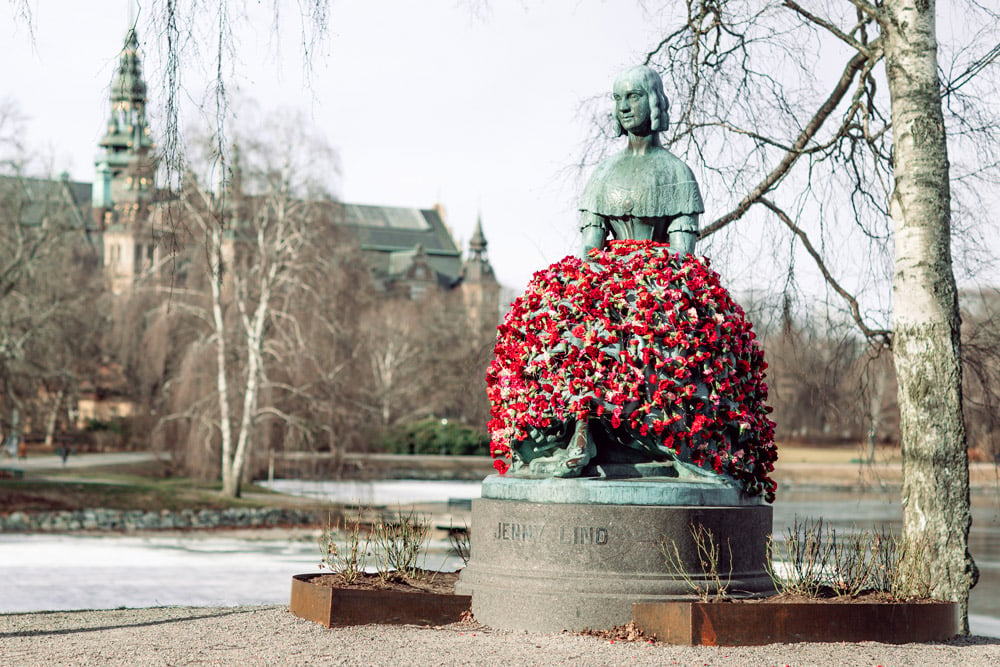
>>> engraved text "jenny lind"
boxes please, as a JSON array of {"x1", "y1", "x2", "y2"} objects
[{"x1": 493, "y1": 522, "x2": 609, "y2": 545}]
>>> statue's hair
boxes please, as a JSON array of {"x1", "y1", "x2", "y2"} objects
[{"x1": 612, "y1": 65, "x2": 669, "y2": 136}]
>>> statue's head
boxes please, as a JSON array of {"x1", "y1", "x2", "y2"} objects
[{"x1": 612, "y1": 65, "x2": 669, "y2": 137}]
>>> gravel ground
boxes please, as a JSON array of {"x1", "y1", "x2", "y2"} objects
[{"x1": 2, "y1": 605, "x2": 999, "y2": 666}]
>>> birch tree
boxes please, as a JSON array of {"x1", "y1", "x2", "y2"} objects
[
  {"x1": 176, "y1": 175, "x2": 305, "y2": 496},
  {"x1": 637, "y1": 0, "x2": 999, "y2": 630},
  {"x1": 880, "y1": 0, "x2": 975, "y2": 615},
  {"x1": 158, "y1": 115, "x2": 341, "y2": 497}
]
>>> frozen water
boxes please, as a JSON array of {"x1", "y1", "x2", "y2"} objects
[
  {"x1": 260, "y1": 479, "x2": 482, "y2": 505},
  {"x1": 0, "y1": 533, "x2": 461, "y2": 613},
  {"x1": 0, "y1": 533, "x2": 320, "y2": 612},
  {"x1": 0, "y1": 480, "x2": 478, "y2": 614}
]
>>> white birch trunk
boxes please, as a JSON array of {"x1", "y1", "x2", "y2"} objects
[
  {"x1": 883, "y1": 0, "x2": 976, "y2": 632},
  {"x1": 226, "y1": 193, "x2": 288, "y2": 497},
  {"x1": 228, "y1": 262, "x2": 276, "y2": 497},
  {"x1": 372, "y1": 344, "x2": 397, "y2": 427},
  {"x1": 43, "y1": 389, "x2": 64, "y2": 448},
  {"x1": 208, "y1": 225, "x2": 237, "y2": 497}
]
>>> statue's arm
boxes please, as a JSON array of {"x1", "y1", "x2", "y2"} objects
[
  {"x1": 668, "y1": 213, "x2": 699, "y2": 256},
  {"x1": 580, "y1": 212, "x2": 607, "y2": 260}
]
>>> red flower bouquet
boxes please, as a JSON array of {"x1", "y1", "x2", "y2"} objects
[{"x1": 487, "y1": 240, "x2": 777, "y2": 501}]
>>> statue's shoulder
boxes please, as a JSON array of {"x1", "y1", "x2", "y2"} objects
[
  {"x1": 648, "y1": 148, "x2": 698, "y2": 179},
  {"x1": 580, "y1": 148, "x2": 704, "y2": 218}
]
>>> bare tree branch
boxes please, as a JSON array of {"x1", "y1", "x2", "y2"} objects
[
  {"x1": 700, "y1": 49, "x2": 879, "y2": 238},
  {"x1": 783, "y1": 0, "x2": 874, "y2": 56},
  {"x1": 759, "y1": 197, "x2": 891, "y2": 344}
]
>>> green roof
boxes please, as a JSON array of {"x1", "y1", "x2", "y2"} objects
[
  {"x1": 0, "y1": 175, "x2": 96, "y2": 232},
  {"x1": 341, "y1": 204, "x2": 463, "y2": 282}
]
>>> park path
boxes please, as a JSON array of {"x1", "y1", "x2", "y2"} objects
[
  {"x1": 2, "y1": 451, "x2": 166, "y2": 473},
  {"x1": 2, "y1": 605, "x2": 999, "y2": 667}
]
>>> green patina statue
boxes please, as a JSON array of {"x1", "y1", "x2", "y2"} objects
[
  {"x1": 525, "y1": 66, "x2": 707, "y2": 478},
  {"x1": 488, "y1": 66, "x2": 775, "y2": 494}
]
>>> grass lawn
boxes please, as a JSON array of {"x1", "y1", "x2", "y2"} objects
[
  {"x1": 776, "y1": 444, "x2": 902, "y2": 465},
  {"x1": 0, "y1": 461, "x2": 306, "y2": 514}
]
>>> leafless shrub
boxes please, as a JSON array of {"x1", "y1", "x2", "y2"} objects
[
  {"x1": 371, "y1": 507, "x2": 431, "y2": 581},
  {"x1": 891, "y1": 532, "x2": 936, "y2": 600},
  {"x1": 828, "y1": 529, "x2": 882, "y2": 597},
  {"x1": 766, "y1": 518, "x2": 834, "y2": 597},
  {"x1": 317, "y1": 506, "x2": 370, "y2": 584},
  {"x1": 768, "y1": 519, "x2": 936, "y2": 600},
  {"x1": 448, "y1": 521, "x2": 471, "y2": 566},
  {"x1": 659, "y1": 523, "x2": 733, "y2": 601}
]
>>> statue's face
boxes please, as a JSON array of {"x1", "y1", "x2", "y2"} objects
[{"x1": 613, "y1": 77, "x2": 651, "y2": 134}]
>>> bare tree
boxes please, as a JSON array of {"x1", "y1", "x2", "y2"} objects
[
  {"x1": 766, "y1": 317, "x2": 861, "y2": 442},
  {"x1": 961, "y1": 288, "x2": 1000, "y2": 461},
  {"x1": 363, "y1": 297, "x2": 433, "y2": 429},
  {"x1": 183, "y1": 177, "x2": 308, "y2": 495},
  {"x1": 418, "y1": 292, "x2": 496, "y2": 429},
  {"x1": 360, "y1": 289, "x2": 495, "y2": 433},
  {"x1": 858, "y1": 347, "x2": 897, "y2": 464},
  {"x1": 639, "y1": 0, "x2": 999, "y2": 629},
  {"x1": 0, "y1": 109, "x2": 103, "y2": 443},
  {"x1": 258, "y1": 214, "x2": 373, "y2": 469},
  {"x1": 149, "y1": 112, "x2": 343, "y2": 496}
]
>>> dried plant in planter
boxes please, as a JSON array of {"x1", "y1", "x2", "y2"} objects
[
  {"x1": 767, "y1": 518, "x2": 835, "y2": 597},
  {"x1": 370, "y1": 507, "x2": 431, "y2": 582},
  {"x1": 448, "y1": 520, "x2": 471, "y2": 566},
  {"x1": 766, "y1": 518, "x2": 937, "y2": 600},
  {"x1": 659, "y1": 523, "x2": 733, "y2": 601},
  {"x1": 317, "y1": 506, "x2": 371, "y2": 584}
]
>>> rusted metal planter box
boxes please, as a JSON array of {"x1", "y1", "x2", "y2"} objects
[
  {"x1": 290, "y1": 573, "x2": 471, "y2": 627},
  {"x1": 633, "y1": 600, "x2": 959, "y2": 645}
]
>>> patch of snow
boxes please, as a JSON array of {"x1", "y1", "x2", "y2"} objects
[{"x1": 0, "y1": 534, "x2": 462, "y2": 613}]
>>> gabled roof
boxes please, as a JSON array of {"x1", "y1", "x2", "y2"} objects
[
  {"x1": 340, "y1": 203, "x2": 463, "y2": 282},
  {"x1": 0, "y1": 175, "x2": 95, "y2": 232}
]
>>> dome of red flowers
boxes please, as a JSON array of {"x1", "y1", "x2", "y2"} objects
[{"x1": 487, "y1": 240, "x2": 777, "y2": 501}]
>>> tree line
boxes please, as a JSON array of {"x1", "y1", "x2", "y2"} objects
[{"x1": 751, "y1": 291, "x2": 1000, "y2": 462}]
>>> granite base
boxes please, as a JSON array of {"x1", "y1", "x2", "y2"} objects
[{"x1": 457, "y1": 488, "x2": 773, "y2": 632}]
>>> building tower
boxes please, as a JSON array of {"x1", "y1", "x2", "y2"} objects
[
  {"x1": 94, "y1": 28, "x2": 159, "y2": 293},
  {"x1": 461, "y1": 214, "x2": 500, "y2": 328}
]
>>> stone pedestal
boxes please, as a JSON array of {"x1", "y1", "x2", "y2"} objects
[{"x1": 456, "y1": 475, "x2": 773, "y2": 632}]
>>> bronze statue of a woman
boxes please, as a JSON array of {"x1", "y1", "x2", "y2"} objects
[
  {"x1": 516, "y1": 66, "x2": 708, "y2": 478},
  {"x1": 488, "y1": 66, "x2": 775, "y2": 496}
]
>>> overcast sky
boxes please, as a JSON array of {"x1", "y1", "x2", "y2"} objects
[
  {"x1": 1, "y1": 0, "x2": 686, "y2": 293},
  {"x1": 3, "y1": 1, "x2": 996, "y2": 307}
]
